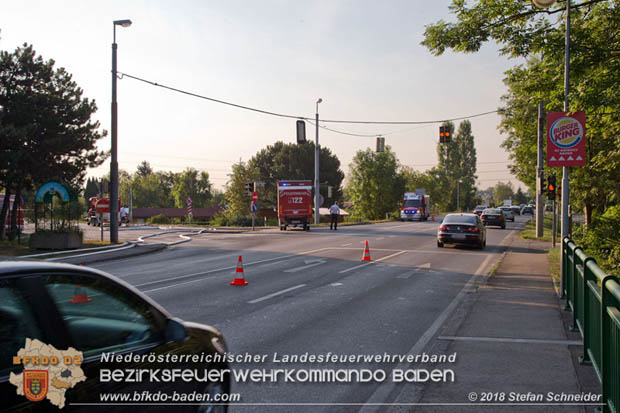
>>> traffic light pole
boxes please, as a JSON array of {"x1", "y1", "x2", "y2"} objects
[
  {"x1": 552, "y1": 199, "x2": 557, "y2": 248},
  {"x1": 560, "y1": 0, "x2": 571, "y2": 297},
  {"x1": 536, "y1": 102, "x2": 544, "y2": 238}
]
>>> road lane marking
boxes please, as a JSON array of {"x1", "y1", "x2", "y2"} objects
[
  {"x1": 284, "y1": 259, "x2": 327, "y2": 273},
  {"x1": 360, "y1": 252, "x2": 496, "y2": 412},
  {"x1": 247, "y1": 284, "x2": 306, "y2": 304},
  {"x1": 137, "y1": 247, "x2": 328, "y2": 291},
  {"x1": 437, "y1": 336, "x2": 583, "y2": 345},
  {"x1": 340, "y1": 243, "x2": 352, "y2": 247},
  {"x1": 377, "y1": 237, "x2": 385, "y2": 240},
  {"x1": 338, "y1": 250, "x2": 407, "y2": 274}
]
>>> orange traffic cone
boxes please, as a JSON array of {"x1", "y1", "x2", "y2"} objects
[
  {"x1": 230, "y1": 255, "x2": 249, "y2": 286},
  {"x1": 361, "y1": 240, "x2": 372, "y2": 261},
  {"x1": 68, "y1": 285, "x2": 92, "y2": 304}
]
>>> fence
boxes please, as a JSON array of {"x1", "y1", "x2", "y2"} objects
[{"x1": 563, "y1": 237, "x2": 620, "y2": 413}]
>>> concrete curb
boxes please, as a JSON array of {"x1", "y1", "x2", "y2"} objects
[{"x1": 47, "y1": 243, "x2": 167, "y2": 266}]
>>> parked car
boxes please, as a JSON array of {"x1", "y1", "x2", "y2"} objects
[
  {"x1": 499, "y1": 206, "x2": 515, "y2": 222},
  {"x1": 437, "y1": 213, "x2": 486, "y2": 249},
  {"x1": 472, "y1": 205, "x2": 486, "y2": 216},
  {"x1": 511, "y1": 205, "x2": 521, "y2": 216},
  {"x1": 0, "y1": 262, "x2": 230, "y2": 412},
  {"x1": 481, "y1": 208, "x2": 506, "y2": 229}
]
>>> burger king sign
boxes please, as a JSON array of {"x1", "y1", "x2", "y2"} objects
[{"x1": 547, "y1": 111, "x2": 586, "y2": 167}]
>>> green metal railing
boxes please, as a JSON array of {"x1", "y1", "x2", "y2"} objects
[{"x1": 563, "y1": 237, "x2": 620, "y2": 413}]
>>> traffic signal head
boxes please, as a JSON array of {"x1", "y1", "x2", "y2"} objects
[
  {"x1": 439, "y1": 125, "x2": 451, "y2": 144},
  {"x1": 244, "y1": 182, "x2": 254, "y2": 196},
  {"x1": 547, "y1": 174, "x2": 556, "y2": 200},
  {"x1": 296, "y1": 120, "x2": 306, "y2": 144}
]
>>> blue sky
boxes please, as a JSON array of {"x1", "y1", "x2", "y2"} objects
[{"x1": 1, "y1": 0, "x2": 522, "y2": 191}]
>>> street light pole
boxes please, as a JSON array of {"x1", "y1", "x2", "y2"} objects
[
  {"x1": 561, "y1": 0, "x2": 571, "y2": 246},
  {"x1": 110, "y1": 19, "x2": 132, "y2": 244},
  {"x1": 314, "y1": 98, "x2": 322, "y2": 225}
]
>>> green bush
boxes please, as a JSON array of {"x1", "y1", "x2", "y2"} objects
[
  {"x1": 572, "y1": 205, "x2": 620, "y2": 274},
  {"x1": 148, "y1": 214, "x2": 170, "y2": 224}
]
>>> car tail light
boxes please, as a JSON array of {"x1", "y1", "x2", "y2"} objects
[
  {"x1": 467, "y1": 226, "x2": 480, "y2": 233},
  {"x1": 481, "y1": 214, "x2": 486, "y2": 219},
  {"x1": 439, "y1": 225, "x2": 447, "y2": 231}
]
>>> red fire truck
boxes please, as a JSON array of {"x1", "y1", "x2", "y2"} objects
[{"x1": 277, "y1": 180, "x2": 313, "y2": 231}]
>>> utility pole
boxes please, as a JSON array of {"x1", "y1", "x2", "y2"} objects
[
  {"x1": 536, "y1": 102, "x2": 544, "y2": 237},
  {"x1": 560, "y1": 0, "x2": 571, "y2": 296}
]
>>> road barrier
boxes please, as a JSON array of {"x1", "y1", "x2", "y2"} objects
[{"x1": 562, "y1": 237, "x2": 620, "y2": 413}]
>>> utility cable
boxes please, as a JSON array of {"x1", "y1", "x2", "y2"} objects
[{"x1": 118, "y1": 71, "x2": 500, "y2": 125}]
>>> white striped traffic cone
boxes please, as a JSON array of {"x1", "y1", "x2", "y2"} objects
[
  {"x1": 230, "y1": 255, "x2": 249, "y2": 286},
  {"x1": 361, "y1": 240, "x2": 372, "y2": 261}
]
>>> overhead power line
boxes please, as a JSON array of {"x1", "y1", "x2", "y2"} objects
[{"x1": 118, "y1": 71, "x2": 500, "y2": 125}]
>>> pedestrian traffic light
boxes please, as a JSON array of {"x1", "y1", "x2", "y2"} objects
[
  {"x1": 296, "y1": 120, "x2": 306, "y2": 144},
  {"x1": 439, "y1": 125, "x2": 451, "y2": 144},
  {"x1": 547, "y1": 174, "x2": 556, "y2": 200}
]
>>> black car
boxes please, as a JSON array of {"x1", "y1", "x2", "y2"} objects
[
  {"x1": 0, "y1": 262, "x2": 230, "y2": 412},
  {"x1": 481, "y1": 208, "x2": 506, "y2": 229},
  {"x1": 472, "y1": 205, "x2": 486, "y2": 216},
  {"x1": 437, "y1": 213, "x2": 486, "y2": 249}
]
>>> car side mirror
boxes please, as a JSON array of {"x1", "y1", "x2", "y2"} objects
[{"x1": 164, "y1": 317, "x2": 187, "y2": 342}]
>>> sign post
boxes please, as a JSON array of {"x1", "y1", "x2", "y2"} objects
[
  {"x1": 250, "y1": 201, "x2": 258, "y2": 231},
  {"x1": 95, "y1": 198, "x2": 109, "y2": 242},
  {"x1": 186, "y1": 196, "x2": 193, "y2": 224}
]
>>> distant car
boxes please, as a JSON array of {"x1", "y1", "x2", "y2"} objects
[
  {"x1": 472, "y1": 205, "x2": 486, "y2": 216},
  {"x1": 511, "y1": 206, "x2": 521, "y2": 216},
  {"x1": 437, "y1": 213, "x2": 486, "y2": 249},
  {"x1": 522, "y1": 206, "x2": 534, "y2": 215},
  {"x1": 499, "y1": 206, "x2": 515, "y2": 222},
  {"x1": 481, "y1": 208, "x2": 506, "y2": 229},
  {"x1": 0, "y1": 262, "x2": 231, "y2": 412}
]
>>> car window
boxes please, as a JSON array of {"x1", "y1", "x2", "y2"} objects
[
  {"x1": 0, "y1": 280, "x2": 45, "y2": 375},
  {"x1": 443, "y1": 215, "x2": 477, "y2": 224},
  {"x1": 44, "y1": 274, "x2": 163, "y2": 358}
]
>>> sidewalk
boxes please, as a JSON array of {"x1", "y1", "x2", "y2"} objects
[{"x1": 390, "y1": 236, "x2": 601, "y2": 412}]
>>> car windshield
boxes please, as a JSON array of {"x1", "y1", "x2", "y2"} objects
[
  {"x1": 443, "y1": 215, "x2": 478, "y2": 224},
  {"x1": 403, "y1": 199, "x2": 421, "y2": 208}
]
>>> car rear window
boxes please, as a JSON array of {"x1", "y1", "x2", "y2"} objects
[
  {"x1": 443, "y1": 215, "x2": 478, "y2": 224},
  {"x1": 483, "y1": 209, "x2": 501, "y2": 214}
]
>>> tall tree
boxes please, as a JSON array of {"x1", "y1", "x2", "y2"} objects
[
  {"x1": 0, "y1": 43, "x2": 107, "y2": 239},
  {"x1": 347, "y1": 146, "x2": 406, "y2": 220},
  {"x1": 224, "y1": 161, "x2": 253, "y2": 220},
  {"x1": 248, "y1": 141, "x2": 344, "y2": 209},
  {"x1": 494, "y1": 181, "x2": 514, "y2": 207},
  {"x1": 436, "y1": 121, "x2": 478, "y2": 211},
  {"x1": 135, "y1": 161, "x2": 153, "y2": 178},
  {"x1": 171, "y1": 168, "x2": 213, "y2": 208}
]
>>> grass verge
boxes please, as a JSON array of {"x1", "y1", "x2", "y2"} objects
[
  {"x1": 520, "y1": 214, "x2": 561, "y2": 243},
  {"x1": 548, "y1": 246, "x2": 561, "y2": 283}
]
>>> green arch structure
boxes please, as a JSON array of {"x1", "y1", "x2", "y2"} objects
[{"x1": 35, "y1": 181, "x2": 70, "y2": 203}]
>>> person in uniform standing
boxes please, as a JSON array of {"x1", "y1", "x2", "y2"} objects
[{"x1": 329, "y1": 202, "x2": 340, "y2": 230}]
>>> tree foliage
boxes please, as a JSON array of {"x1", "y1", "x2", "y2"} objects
[
  {"x1": 347, "y1": 146, "x2": 406, "y2": 220},
  {"x1": 248, "y1": 141, "x2": 344, "y2": 209},
  {"x1": 423, "y1": 0, "x2": 620, "y2": 226},
  {"x1": 0, "y1": 43, "x2": 107, "y2": 239}
]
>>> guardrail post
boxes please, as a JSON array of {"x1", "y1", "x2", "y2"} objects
[
  {"x1": 578, "y1": 256, "x2": 596, "y2": 365},
  {"x1": 570, "y1": 245, "x2": 582, "y2": 331},
  {"x1": 562, "y1": 237, "x2": 570, "y2": 299},
  {"x1": 600, "y1": 276, "x2": 619, "y2": 413}
]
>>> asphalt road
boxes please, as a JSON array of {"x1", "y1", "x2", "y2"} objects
[{"x1": 90, "y1": 216, "x2": 527, "y2": 412}]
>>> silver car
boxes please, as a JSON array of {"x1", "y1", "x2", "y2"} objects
[{"x1": 499, "y1": 206, "x2": 515, "y2": 222}]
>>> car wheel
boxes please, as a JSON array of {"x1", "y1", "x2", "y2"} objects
[
  {"x1": 197, "y1": 380, "x2": 228, "y2": 413},
  {"x1": 437, "y1": 241, "x2": 444, "y2": 248}
]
